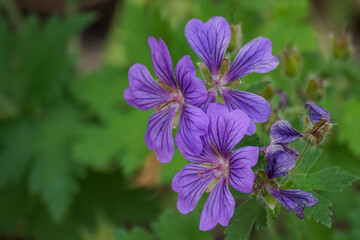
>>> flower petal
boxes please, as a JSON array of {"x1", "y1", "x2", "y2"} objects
[
  {"x1": 207, "y1": 103, "x2": 250, "y2": 157},
  {"x1": 175, "y1": 55, "x2": 207, "y2": 105},
  {"x1": 178, "y1": 105, "x2": 209, "y2": 155},
  {"x1": 265, "y1": 145, "x2": 295, "y2": 179},
  {"x1": 229, "y1": 146, "x2": 258, "y2": 193},
  {"x1": 270, "y1": 120, "x2": 303, "y2": 144},
  {"x1": 175, "y1": 133, "x2": 218, "y2": 165},
  {"x1": 224, "y1": 37, "x2": 279, "y2": 83},
  {"x1": 305, "y1": 101, "x2": 330, "y2": 123},
  {"x1": 172, "y1": 164, "x2": 216, "y2": 214},
  {"x1": 145, "y1": 106, "x2": 178, "y2": 163},
  {"x1": 221, "y1": 88, "x2": 271, "y2": 123},
  {"x1": 269, "y1": 188, "x2": 319, "y2": 218},
  {"x1": 148, "y1": 37, "x2": 177, "y2": 89},
  {"x1": 185, "y1": 17, "x2": 231, "y2": 75},
  {"x1": 199, "y1": 176, "x2": 235, "y2": 231},
  {"x1": 124, "y1": 64, "x2": 171, "y2": 110},
  {"x1": 196, "y1": 89, "x2": 217, "y2": 111}
]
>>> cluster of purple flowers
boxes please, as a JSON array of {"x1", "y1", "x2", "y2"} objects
[{"x1": 124, "y1": 16, "x2": 327, "y2": 231}]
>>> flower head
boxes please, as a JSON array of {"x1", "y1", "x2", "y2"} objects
[
  {"x1": 185, "y1": 17, "x2": 279, "y2": 134},
  {"x1": 172, "y1": 103, "x2": 258, "y2": 231},
  {"x1": 124, "y1": 37, "x2": 209, "y2": 163}
]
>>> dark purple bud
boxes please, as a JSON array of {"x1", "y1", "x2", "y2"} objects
[
  {"x1": 270, "y1": 120, "x2": 303, "y2": 144},
  {"x1": 269, "y1": 187, "x2": 319, "y2": 218},
  {"x1": 265, "y1": 145, "x2": 295, "y2": 179},
  {"x1": 305, "y1": 102, "x2": 330, "y2": 123}
]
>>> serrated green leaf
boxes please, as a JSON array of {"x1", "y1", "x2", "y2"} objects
[
  {"x1": 29, "y1": 105, "x2": 84, "y2": 222},
  {"x1": 304, "y1": 193, "x2": 333, "y2": 228},
  {"x1": 289, "y1": 140, "x2": 323, "y2": 174},
  {"x1": 225, "y1": 198, "x2": 267, "y2": 240},
  {"x1": 292, "y1": 167, "x2": 358, "y2": 192},
  {"x1": 114, "y1": 228, "x2": 155, "y2": 240}
]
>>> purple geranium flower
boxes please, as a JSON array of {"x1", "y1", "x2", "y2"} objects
[
  {"x1": 185, "y1": 17, "x2": 279, "y2": 134},
  {"x1": 172, "y1": 103, "x2": 258, "y2": 231},
  {"x1": 124, "y1": 37, "x2": 209, "y2": 163},
  {"x1": 268, "y1": 187, "x2": 319, "y2": 218}
]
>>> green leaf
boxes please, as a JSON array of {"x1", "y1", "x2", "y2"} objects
[
  {"x1": 339, "y1": 98, "x2": 360, "y2": 157},
  {"x1": 304, "y1": 193, "x2": 333, "y2": 228},
  {"x1": 114, "y1": 228, "x2": 155, "y2": 240},
  {"x1": 225, "y1": 198, "x2": 267, "y2": 240},
  {"x1": 291, "y1": 167, "x2": 359, "y2": 192},
  {"x1": 152, "y1": 209, "x2": 212, "y2": 240},
  {"x1": 29, "y1": 105, "x2": 85, "y2": 222}
]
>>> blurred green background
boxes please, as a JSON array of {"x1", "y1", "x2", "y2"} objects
[{"x1": 0, "y1": 0, "x2": 359, "y2": 239}]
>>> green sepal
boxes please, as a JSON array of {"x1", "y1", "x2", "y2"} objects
[{"x1": 198, "y1": 62, "x2": 212, "y2": 83}]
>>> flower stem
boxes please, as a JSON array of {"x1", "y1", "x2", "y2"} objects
[{"x1": 280, "y1": 143, "x2": 310, "y2": 184}]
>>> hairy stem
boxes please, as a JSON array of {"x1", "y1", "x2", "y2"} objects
[{"x1": 280, "y1": 143, "x2": 310, "y2": 184}]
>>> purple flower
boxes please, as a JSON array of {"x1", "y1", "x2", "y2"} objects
[
  {"x1": 269, "y1": 187, "x2": 319, "y2": 218},
  {"x1": 264, "y1": 145, "x2": 295, "y2": 179},
  {"x1": 305, "y1": 102, "x2": 330, "y2": 123},
  {"x1": 185, "y1": 17, "x2": 279, "y2": 134},
  {"x1": 172, "y1": 103, "x2": 258, "y2": 231},
  {"x1": 124, "y1": 37, "x2": 209, "y2": 163},
  {"x1": 270, "y1": 120, "x2": 303, "y2": 145}
]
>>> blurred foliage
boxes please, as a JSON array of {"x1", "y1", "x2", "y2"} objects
[{"x1": 0, "y1": 0, "x2": 359, "y2": 239}]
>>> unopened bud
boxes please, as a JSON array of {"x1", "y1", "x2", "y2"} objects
[
  {"x1": 304, "y1": 119, "x2": 332, "y2": 146},
  {"x1": 260, "y1": 85, "x2": 275, "y2": 101},
  {"x1": 227, "y1": 24, "x2": 242, "y2": 53},
  {"x1": 332, "y1": 33, "x2": 350, "y2": 60},
  {"x1": 281, "y1": 46, "x2": 302, "y2": 78},
  {"x1": 305, "y1": 74, "x2": 324, "y2": 101}
]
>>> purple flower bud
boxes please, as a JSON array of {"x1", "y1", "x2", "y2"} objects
[
  {"x1": 264, "y1": 145, "x2": 295, "y2": 179},
  {"x1": 270, "y1": 120, "x2": 303, "y2": 144},
  {"x1": 269, "y1": 187, "x2": 319, "y2": 218},
  {"x1": 305, "y1": 102, "x2": 330, "y2": 123}
]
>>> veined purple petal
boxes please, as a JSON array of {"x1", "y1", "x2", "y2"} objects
[
  {"x1": 196, "y1": 89, "x2": 217, "y2": 111},
  {"x1": 305, "y1": 102, "x2": 330, "y2": 123},
  {"x1": 178, "y1": 105, "x2": 209, "y2": 155},
  {"x1": 283, "y1": 145, "x2": 300, "y2": 159},
  {"x1": 224, "y1": 37, "x2": 279, "y2": 83},
  {"x1": 270, "y1": 120, "x2": 303, "y2": 144},
  {"x1": 175, "y1": 55, "x2": 207, "y2": 105},
  {"x1": 246, "y1": 121, "x2": 257, "y2": 136},
  {"x1": 124, "y1": 64, "x2": 171, "y2": 111},
  {"x1": 172, "y1": 164, "x2": 216, "y2": 214},
  {"x1": 221, "y1": 88, "x2": 271, "y2": 123},
  {"x1": 185, "y1": 17, "x2": 231, "y2": 76},
  {"x1": 265, "y1": 145, "x2": 295, "y2": 179},
  {"x1": 148, "y1": 37, "x2": 177, "y2": 89},
  {"x1": 207, "y1": 103, "x2": 250, "y2": 158},
  {"x1": 175, "y1": 134, "x2": 218, "y2": 165},
  {"x1": 145, "y1": 106, "x2": 178, "y2": 163},
  {"x1": 199, "y1": 176, "x2": 235, "y2": 231},
  {"x1": 229, "y1": 146, "x2": 259, "y2": 193},
  {"x1": 269, "y1": 187, "x2": 319, "y2": 218}
]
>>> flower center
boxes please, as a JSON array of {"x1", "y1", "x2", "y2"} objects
[{"x1": 155, "y1": 90, "x2": 184, "y2": 112}]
